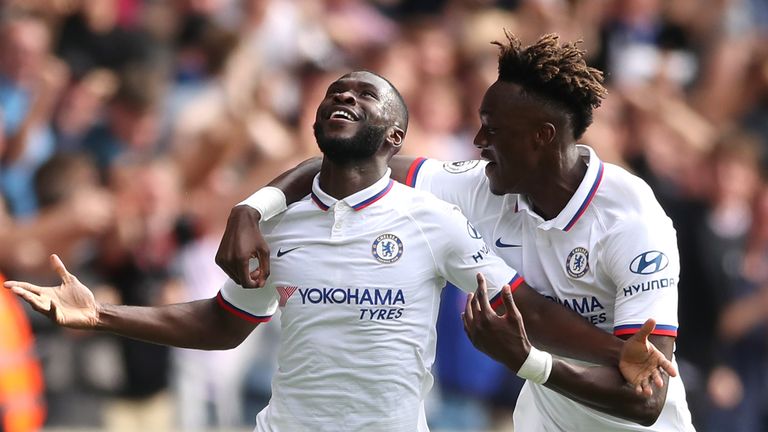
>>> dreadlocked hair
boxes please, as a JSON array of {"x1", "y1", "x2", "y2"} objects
[{"x1": 494, "y1": 32, "x2": 607, "y2": 140}]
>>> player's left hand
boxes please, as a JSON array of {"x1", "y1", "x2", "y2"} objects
[
  {"x1": 462, "y1": 273, "x2": 531, "y2": 371},
  {"x1": 619, "y1": 319, "x2": 678, "y2": 397}
]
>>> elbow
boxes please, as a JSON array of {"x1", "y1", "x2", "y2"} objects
[
  {"x1": 209, "y1": 322, "x2": 255, "y2": 350},
  {"x1": 212, "y1": 334, "x2": 246, "y2": 351},
  {"x1": 194, "y1": 330, "x2": 246, "y2": 351},
  {"x1": 632, "y1": 399, "x2": 664, "y2": 427}
]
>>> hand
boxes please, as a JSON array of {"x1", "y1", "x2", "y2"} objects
[
  {"x1": 215, "y1": 205, "x2": 270, "y2": 288},
  {"x1": 462, "y1": 273, "x2": 531, "y2": 371},
  {"x1": 4, "y1": 254, "x2": 100, "y2": 329},
  {"x1": 619, "y1": 319, "x2": 678, "y2": 397}
]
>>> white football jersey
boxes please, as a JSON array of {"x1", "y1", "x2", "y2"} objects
[
  {"x1": 219, "y1": 169, "x2": 520, "y2": 432},
  {"x1": 407, "y1": 146, "x2": 695, "y2": 431}
]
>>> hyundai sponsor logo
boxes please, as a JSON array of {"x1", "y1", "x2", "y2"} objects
[{"x1": 629, "y1": 251, "x2": 669, "y2": 275}]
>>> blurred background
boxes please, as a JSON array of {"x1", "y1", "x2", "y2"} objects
[{"x1": 1, "y1": 0, "x2": 768, "y2": 431}]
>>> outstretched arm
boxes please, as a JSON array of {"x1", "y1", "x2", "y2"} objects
[
  {"x1": 216, "y1": 155, "x2": 421, "y2": 288},
  {"x1": 465, "y1": 277, "x2": 675, "y2": 426},
  {"x1": 5, "y1": 255, "x2": 257, "y2": 350}
]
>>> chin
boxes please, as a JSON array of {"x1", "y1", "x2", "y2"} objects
[
  {"x1": 487, "y1": 180, "x2": 506, "y2": 196},
  {"x1": 487, "y1": 176, "x2": 520, "y2": 196}
]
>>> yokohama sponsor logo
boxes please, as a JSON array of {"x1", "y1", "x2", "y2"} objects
[
  {"x1": 277, "y1": 286, "x2": 298, "y2": 307},
  {"x1": 298, "y1": 287, "x2": 406, "y2": 305}
]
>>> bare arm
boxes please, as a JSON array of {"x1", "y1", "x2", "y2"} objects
[
  {"x1": 5, "y1": 255, "x2": 257, "y2": 350},
  {"x1": 543, "y1": 334, "x2": 673, "y2": 426},
  {"x1": 214, "y1": 156, "x2": 673, "y2": 381},
  {"x1": 95, "y1": 298, "x2": 257, "y2": 350},
  {"x1": 216, "y1": 155, "x2": 426, "y2": 287},
  {"x1": 216, "y1": 157, "x2": 322, "y2": 288},
  {"x1": 513, "y1": 283, "x2": 622, "y2": 366},
  {"x1": 389, "y1": 155, "x2": 422, "y2": 183},
  {"x1": 465, "y1": 279, "x2": 676, "y2": 426}
]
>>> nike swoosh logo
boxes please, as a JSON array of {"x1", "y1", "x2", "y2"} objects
[
  {"x1": 495, "y1": 238, "x2": 522, "y2": 248},
  {"x1": 277, "y1": 246, "x2": 302, "y2": 257}
]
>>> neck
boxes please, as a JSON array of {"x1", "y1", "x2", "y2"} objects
[
  {"x1": 318, "y1": 157, "x2": 388, "y2": 199},
  {"x1": 527, "y1": 144, "x2": 587, "y2": 220}
]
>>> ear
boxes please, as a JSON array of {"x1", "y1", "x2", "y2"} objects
[
  {"x1": 536, "y1": 122, "x2": 556, "y2": 147},
  {"x1": 387, "y1": 126, "x2": 405, "y2": 150}
]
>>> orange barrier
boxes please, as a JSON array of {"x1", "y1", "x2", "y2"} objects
[{"x1": 0, "y1": 273, "x2": 45, "y2": 432}]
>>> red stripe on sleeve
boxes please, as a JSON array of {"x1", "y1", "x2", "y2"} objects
[
  {"x1": 508, "y1": 275, "x2": 525, "y2": 293},
  {"x1": 490, "y1": 291, "x2": 504, "y2": 309},
  {"x1": 405, "y1": 157, "x2": 427, "y2": 187},
  {"x1": 614, "y1": 327, "x2": 678, "y2": 337},
  {"x1": 216, "y1": 292, "x2": 272, "y2": 323}
]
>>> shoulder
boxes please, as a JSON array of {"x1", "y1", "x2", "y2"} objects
[
  {"x1": 391, "y1": 182, "x2": 465, "y2": 218},
  {"x1": 412, "y1": 158, "x2": 489, "y2": 187},
  {"x1": 596, "y1": 163, "x2": 673, "y2": 230},
  {"x1": 387, "y1": 183, "x2": 475, "y2": 244},
  {"x1": 260, "y1": 195, "x2": 317, "y2": 233}
]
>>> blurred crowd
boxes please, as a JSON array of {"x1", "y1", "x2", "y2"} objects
[{"x1": 1, "y1": 0, "x2": 768, "y2": 431}]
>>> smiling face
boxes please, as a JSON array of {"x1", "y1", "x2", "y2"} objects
[
  {"x1": 313, "y1": 71, "x2": 403, "y2": 164},
  {"x1": 475, "y1": 80, "x2": 549, "y2": 195}
]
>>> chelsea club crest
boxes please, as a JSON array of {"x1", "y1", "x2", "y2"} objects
[
  {"x1": 443, "y1": 160, "x2": 480, "y2": 174},
  {"x1": 566, "y1": 247, "x2": 589, "y2": 278},
  {"x1": 372, "y1": 234, "x2": 403, "y2": 264}
]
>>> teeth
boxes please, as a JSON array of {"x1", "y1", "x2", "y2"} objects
[{"x1": 331, "y1": 110, "x2": 355, "y2": 121}]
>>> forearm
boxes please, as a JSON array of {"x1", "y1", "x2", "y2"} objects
[
  {"x1": 543, "y1": 360, "x2": 665, "y2": 426},
  {"x1": 514, "y1": 285, "x2": 622, "y2": 365},
  {"x1": 265, "y1": 157, "x2": 322, "y2": 204},
  {"x1": 96, "y1": 298, "x2": 254, "y2": 350}
]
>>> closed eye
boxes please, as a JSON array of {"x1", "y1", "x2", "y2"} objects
[{"x1": 361, "y1": 90, "x2": 378, "y2": 99}]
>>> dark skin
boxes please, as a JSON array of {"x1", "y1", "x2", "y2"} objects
[
  {"x1": 468, "y1": 81, "x2": 674, "y2": 424},
  {"x1": 215, "y1": 80, "x2": 678, "y2": 425},
  {"x1": 1, "y1": 71, "x2": 407, "y2": 356}
]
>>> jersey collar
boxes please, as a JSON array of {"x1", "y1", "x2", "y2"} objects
[
  {"x1": 516, "y1": 145, "x2": 604, "y2": 231},
  {"x1": 310, "y1": 168, "x2": 394, "y2": 212}
]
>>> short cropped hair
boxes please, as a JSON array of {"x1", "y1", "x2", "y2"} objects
[{"x1": 495, "y1": 32, "x2": 607, "y2": 140}]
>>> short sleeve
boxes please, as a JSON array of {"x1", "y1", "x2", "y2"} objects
[
  {"x1": 600, "y1": 217, "x2": 680, "y2": 337},
  {"x1": 405, "y1": 158, "x2": 490, "y2": 224},
  {"x1": 217, "y1": 275, "x2": 278, "y2": 323},
  {"x1": 428, "y1": 203, "x2": 522, "y2": 308}
]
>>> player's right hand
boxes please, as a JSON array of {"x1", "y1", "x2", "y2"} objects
[
  {"x1": 215, "y1": 205, "x2": 270, "y2": 288},
  {"x1": 4, "y1": 254, "x2": 100, "y2": 329}
]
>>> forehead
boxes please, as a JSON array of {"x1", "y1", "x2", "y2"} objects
[
  {"x1": 330, "y1": 72, "x2": 392, "y2": 94},
  {"x1": 481, "y1": 81, "x2": 527, "y2": 112}
]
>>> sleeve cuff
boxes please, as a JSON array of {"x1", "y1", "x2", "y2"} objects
[
  {"x1": 490, "y1": 274, "x2": 525, "y2": 309},
  {"x1": 405, "y1": 157, "x2": 427, "y2": 187},
  {"x1": 613, "y1": 323, "x2": 677, "y2": 337},
  {"x1": 216, "y1": 291, "x2": 273, "y2": 323}
]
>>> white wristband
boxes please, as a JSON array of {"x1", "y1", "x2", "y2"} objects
[
  {"x1": 516, "y1": 346, "x2": 553, "y2": 384},
  {"x1": 237, "y1": 187, "x2": 287, "y2": 222}
]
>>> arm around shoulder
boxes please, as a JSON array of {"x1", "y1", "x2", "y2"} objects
[{"x1": 217, "y1": 157, "x2": 322, "y2": 287}]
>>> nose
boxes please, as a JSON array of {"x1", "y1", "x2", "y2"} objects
[
  {"x1": 473, "y1": 128, "x2": 486, "y2": 149},
  {"x1": 332, "y1": 90, "x2": 356, "y2": 105}
]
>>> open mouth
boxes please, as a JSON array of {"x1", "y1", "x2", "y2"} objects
[
  {"x1": 328, "y1": 108, "x2": 359, "y2": 122},
  {"x1": 480, "y1": 151, "x2": 496, "y2": 165}
]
